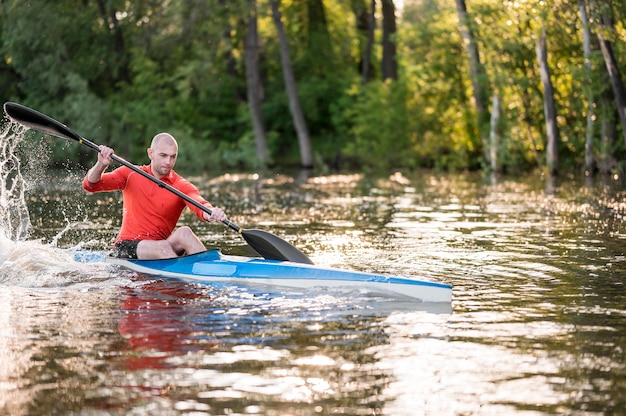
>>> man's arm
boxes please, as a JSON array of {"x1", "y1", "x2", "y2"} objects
[
  {"x1": 85, "y1": 145, "x2": 114, "y2": 183},
  {"x1": 176, "y1": 176, "x2": 227, "y2": 223}
]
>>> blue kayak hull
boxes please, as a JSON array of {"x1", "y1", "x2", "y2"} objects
[{"x1": 104, "y1": 249, "x2": 452, "y2": 303}]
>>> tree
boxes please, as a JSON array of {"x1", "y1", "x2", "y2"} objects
[
  {"x1": 306, "y1": 0, "x2": 333, "y2": 76},
  {"x1": 381, "y1": 0, "x2": 397, "y2": 81},
  {"x1": 579, "y1": 0, "x2": 596, "y2": 174},
  {"x1": 244, "y1": 0, "x2": 269, "y2": 165},
  {"x1": 594, "y1": 0, "x2": 626, "y2": 147},
  {"x1": 454, "y1": 0, "x2": 491, "y2": 168},
  {"x1": 536, "y1": 26, "x2": 559, "y2": 176},
  {"x1": 269, "y1": 0, "x2": 313, "y2": 168},
  {"x1": 353, "y1": 0, "x2": 376, "y2": 84},
  {"x1": 489, "y1": 94, "x2": 501, "y2": 172},
  {"x1": 1, "y1": 0, "x2": 624, "y2": 173}
]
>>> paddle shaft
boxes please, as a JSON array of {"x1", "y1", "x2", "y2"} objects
[
  {"x1": 3, "y1": 102, "x2": 315, "y2": 263},
  {"x1": 18, "y1": 117, "x2": 243, "y2": 232}
]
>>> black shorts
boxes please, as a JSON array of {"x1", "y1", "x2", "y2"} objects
[{"x1": 112, "y1": 240, "x2": 140, "y2": 259}]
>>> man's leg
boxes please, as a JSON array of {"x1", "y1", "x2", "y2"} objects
[
  {"x1": 136, "y1": 226, "x2": 206, "y2": 259},
  {"x1": 167, "y1": 226, "x2": 206, "y2": 256}
]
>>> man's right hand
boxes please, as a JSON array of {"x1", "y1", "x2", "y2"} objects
[
  {"x1": 98, "y1": 145, "x2": 114, "y2": 167},
  {"x1": 86, "y1": 145, "x2": 114, "y2": 183}
]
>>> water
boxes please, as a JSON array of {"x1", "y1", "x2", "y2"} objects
[{"x1": 1, "y1": 126, "x2": 626, "y2": 415}]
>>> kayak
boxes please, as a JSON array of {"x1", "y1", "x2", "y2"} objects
[
  {"x1": 98, "y1": 249, "x2": 452, "y2": 303},
  {"x1": 6, "y1": 102, "x2": 450, "y2": 303}
]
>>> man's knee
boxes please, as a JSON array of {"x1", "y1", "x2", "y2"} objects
[
  {"x1": 176, "y1": 226, "x2": 194, "y2": 238},
  {"x1": 169, "y1": 226, "x2": 205, "y2": 255},
  {"x1": 170, "y1": 226, "x2": 194, "y2": 244},
  {"x1": 169, "y1": 226, "x2": 203, "y2": 248}
]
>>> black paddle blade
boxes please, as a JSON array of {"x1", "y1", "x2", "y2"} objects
[
  {"x1": 3, "y1": 102, "x2": 81, "y2": 142},
  {"x1": 242, "y1": 229, "x2": 313, "y2": 264}
]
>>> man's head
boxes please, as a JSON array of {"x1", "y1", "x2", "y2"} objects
[{"x1": 148, "y1": 133, "x2": 178, "y2": 179}]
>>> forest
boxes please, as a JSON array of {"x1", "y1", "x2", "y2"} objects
[{"x1": 1, "y1": 0, "x2": 625, "y2": 176}]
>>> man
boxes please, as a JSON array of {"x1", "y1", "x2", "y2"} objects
[{"x1": 82, "y1": 132, "x2": 227, "y2": 260}]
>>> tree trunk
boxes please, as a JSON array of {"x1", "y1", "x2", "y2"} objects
[
  {"x1": 517, "y1": 46, "x2": 542, "y2": 167},
  {"x1": 596, "y1": 17, "x2": 626, "y2": 146},
  {"x1": 244, "y1": 0, "x2": 269, "y2": 164},
  {"x1": 454, "y1": 0, "x2": 491, "y2": 167},
  {"x1": 579, "y1": 0, "x2": 596, "y2": 175},
  {"x1": 536, "y1": 27, "x2": 559, "y2": 176},
  {"x1": 381, "y1": 0, "x2": 397, "y2": 81},
  {"x1": 489, "y1": 94, "x2": 500, "y2": 172},
  {"x1": 218, "y1": 0, "x2": 242, "y2": 101},
  {"x1": 359, "y1": 0, "x2": 376, "y2": 84},
  {"x1": 599, "y1": 90, "x2": 618, "y2": 174},
  {"x1": 94, "y1": 0, "x2": 130, "y2": 85},
  {"x1": 270, "y1": 0, "x2": 314, "y2": 168}
]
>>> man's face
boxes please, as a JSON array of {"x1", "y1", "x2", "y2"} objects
[{"x1": 148, "y1": 141, "x2": 178, "y2": 178}]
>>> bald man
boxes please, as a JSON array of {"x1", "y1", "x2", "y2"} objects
[{"x1": 83, "y1": 133, "x2": 227, "y2": 259}]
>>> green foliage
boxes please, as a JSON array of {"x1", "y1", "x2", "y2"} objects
[
  {"x1": 400, "y1": 0, "x2": 480, "y2": 170},
  {"x1": 218, "y1": 130, "x2": 264, "y2": 170},
  {"x1": 0, "y1": 0, "x2": 624, "y2": 174},
  {"x1": 343, "y1": 80, "x2": 416, "y2": 170}
]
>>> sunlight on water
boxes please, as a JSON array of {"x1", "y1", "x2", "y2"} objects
[
  {"x1": 1, "y1": 127, "x2": 626, "y2": 415},
  {"x1": 368, "y1": 312, "x2": 570, "y2": 414}
]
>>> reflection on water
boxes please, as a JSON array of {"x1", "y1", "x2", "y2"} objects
[{"x1": 1, "y1": 167, "x2": 626, "y2": 414}]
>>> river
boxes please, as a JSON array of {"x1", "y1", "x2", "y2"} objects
[{"x1": 1, "y1": 126, "x2": 626, "y2": 415}]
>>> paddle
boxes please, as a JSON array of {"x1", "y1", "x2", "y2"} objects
[{"x1": 3, "y1": 101, "x2": 314, "y2": 264}]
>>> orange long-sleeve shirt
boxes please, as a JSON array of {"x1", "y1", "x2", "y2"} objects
[{"x1": 82, "y1": 165, "x2": 210, "y2": 243}]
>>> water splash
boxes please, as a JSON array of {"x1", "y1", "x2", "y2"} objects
[
  {"x1": 0, "y1": 120, "x2": 31, "y2": 240},
  {"x1": 0, "y1": 120, "x2": 114, "y2": 288}
]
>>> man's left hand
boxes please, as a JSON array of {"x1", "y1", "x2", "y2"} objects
[{"x1": 204, "y1": 206, "x2": 227, "y2": 222}]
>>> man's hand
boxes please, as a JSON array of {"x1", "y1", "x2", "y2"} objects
[
  {"x1": 86, "y1": 145, "x2": 114, "y2": 183},
  {"x1": 204, "y1": 205, "x2": 227, "y2": 223},
  {"x1": 98, "y1": 145, "x2": 114, "y2": 167}
]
